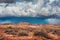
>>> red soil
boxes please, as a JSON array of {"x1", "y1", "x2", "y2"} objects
[{"x1": 0, "y1": 22, "x2": 60, "y2": 40}]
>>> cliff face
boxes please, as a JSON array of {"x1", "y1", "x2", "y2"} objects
[{"x1": 0, "y1": 22, "x2": 60, "y2": 40}]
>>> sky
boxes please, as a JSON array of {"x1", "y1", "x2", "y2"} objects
[
  {"x1": 0, "y1": 0, "x2": 60, "y2": 24},
  {"x1": 0, "y1": 0, "x2": 60, "y2": 17}
]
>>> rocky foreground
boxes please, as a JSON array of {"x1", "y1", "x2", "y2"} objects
[{"x1": 0, "y1": 22, "x2": 60, "y2": 40}]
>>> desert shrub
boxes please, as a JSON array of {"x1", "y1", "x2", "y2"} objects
[
  {"x1": 4, "y1": 27, "x2": 16, "y2": 35},
  {"x1": 34, "y1": 30, "x2": 48, "y2": 36},
  {"x1": 53, "y1": 30, "x2": 60, "y2": 35},
  {"x1": 27, "y1": 28, "x2": 35, "y2": 32},
  {"x1": 34, "y1": 27, "x2": 51, "y2": 39},
  {"x1": 18, "y1": 30, "x2": 28, "y2": 36}
]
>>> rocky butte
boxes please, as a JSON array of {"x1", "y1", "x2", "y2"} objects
[{"x1": 0, "y1": 22, "x2": 60, "y2": 40}]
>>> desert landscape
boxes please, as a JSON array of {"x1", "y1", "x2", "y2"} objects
[
  {"x1": 0, "y1": 22, "x2": 60, "y2": 40},
  {"x1": 0, "y1": 0, "x2": 60, "y2": 40}
]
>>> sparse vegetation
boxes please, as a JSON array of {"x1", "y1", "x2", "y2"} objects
[
  {"x1": 52, "y1": 30, "x2": 60, "y2": 35},
  {"x1": 4, "y1": 27, "x2": 28, "y2": 36},
  {"x1": 33, "y1": 27, "x2": 51, "y2": 39},
  {"x1": 4, "y1": 27, "x2": 17, "y2": 35},
  {"x1": 2, "y1": 24, "x2": 60, "y2": 40},
  {"x1": 18, "y1": 30, "x2": 28, "y2": 36},
  {"x1": 34, "y1": 29, "x2": 48, "y2": 36}
]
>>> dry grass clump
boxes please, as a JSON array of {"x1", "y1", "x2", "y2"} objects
[
  {"x1": 18, "y1": 30, "x2": 28, "y2": 36},
  {"x1": 33, "y1": 27, "x2": 51, "y2": 39},
  {"x1": 4, "y1": 27, "x2": 17, "y2": 35},
  {"x1": 4, "y1": 26, "x2": 28, "y2": 36}
]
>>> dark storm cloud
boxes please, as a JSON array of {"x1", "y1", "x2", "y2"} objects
[{"x1": 0, "y1": 0, "x2": 13, "y2": 3}]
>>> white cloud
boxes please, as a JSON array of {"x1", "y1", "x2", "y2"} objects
[
  {"x1": 0, "y1": 0, "x2": 60, "y2": 17},
  {"x1": 46, "y1": 18, "x2": 60, "y2": 24},
  {"x1": 0, "y1": 20, "x2": 12, "y2": 24},
  {"x1": 49, "y1": 0, "x2": 55, "y2": 4}
]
